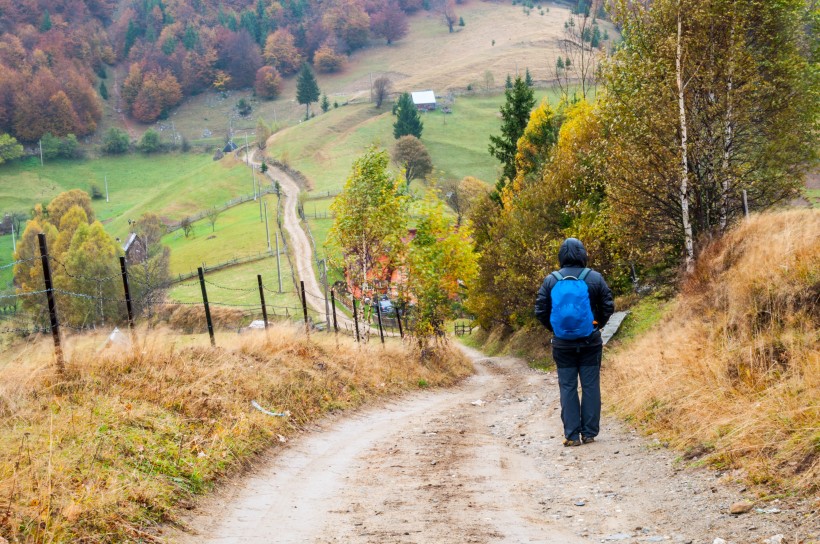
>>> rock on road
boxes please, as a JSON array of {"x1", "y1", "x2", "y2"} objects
[{"x1": 170, "y1": 347, "x2": 805, "y2": 544}]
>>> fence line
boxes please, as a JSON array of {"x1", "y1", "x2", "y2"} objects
[
  {"x1": 165, "y1": 183, "x2": 279, "y2": 233},
  {"x1": 170, "y1": 249, "x2": 286, "y2": 284}
]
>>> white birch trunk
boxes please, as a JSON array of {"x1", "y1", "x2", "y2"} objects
[
  {"x1": 719, "y1": 8, "x2": 736, "y2": 232},
  {"x1": 676, "y1": 10, "x2": 695, "y2": 271}
]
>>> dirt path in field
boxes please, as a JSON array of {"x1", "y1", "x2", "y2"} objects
[{"x1": 168, "y1": 346, "x2": 811, "y2": 544}]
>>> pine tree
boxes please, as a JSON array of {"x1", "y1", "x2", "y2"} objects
[
  {"x1": 556, "y1": 57, "x2": 564, "y2": 70},
  {"x1": 488, "y1": 76, "x2": 535, "y2": 201},
  {"x1": 393, "y1": 92, "x2": 423, "y2": 139},
  {"x1": 505, "y1": 74, "x2": 513, "y2": 89},
  {"x1": 525, "y1": 67, "x2": 533, "y2": 87},
  {"x1": 296, "y1": 63, "x2": 320, "y2": 120},
  {"x1": 40, "y1": 9, "x2": 52, "y2": 32},
  {"x1": 99, "y1": 81, "x2": 108, "y2": 100},
  {"x1": 321, "y1": 94, "x2": 330, "y2": 112}
]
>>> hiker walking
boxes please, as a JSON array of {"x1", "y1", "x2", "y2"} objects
[{"x1": 535, "y1": 238, "x2": 614, "y2": 447}]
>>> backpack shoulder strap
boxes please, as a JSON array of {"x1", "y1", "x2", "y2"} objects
[
  {"x1": 550, "y1": 271, "x2": 564, "y2": 281},
  {"x1": 578, "y1": 268, "x2": 591, "y2": 281}
]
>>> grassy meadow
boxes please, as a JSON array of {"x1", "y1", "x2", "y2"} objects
[
  {"x1": 0, "y1": 234, "x2": 13, "y2": 289},
  {"x1": 267, "y1": 87, "x2": 578, "y2": 194},
  {"x1": 0, "y1": 153, "x2": 256, "y2": 240}
]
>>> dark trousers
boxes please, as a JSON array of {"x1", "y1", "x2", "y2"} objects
[{"x1": 553, "y1": 345, "x2": 602, "y2": 441}]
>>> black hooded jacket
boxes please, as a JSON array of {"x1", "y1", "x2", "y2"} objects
[{"x1": 534, "y1": 238, "x2": 615, "y2": 348}]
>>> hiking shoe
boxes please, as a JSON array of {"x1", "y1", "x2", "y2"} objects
[
  {"x1": 563, "y1": 438, "x2": 582, "y2": 447},
  {"x1": 581, "y1": 436, "x2": 595, "y2": 444}
]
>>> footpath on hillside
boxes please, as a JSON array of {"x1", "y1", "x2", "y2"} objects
[{"x1": 167, "y1": 346, "x2": 810, "y2": 544}]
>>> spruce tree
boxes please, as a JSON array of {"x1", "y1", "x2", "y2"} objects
[
  {"x1": 99, "y1": 81, "x2": 109, "y2": 100},
  {"x1": 40, "y1": 9, "x2": 52, "y2": 32},
  {"x1": 321, "y1": 94, "x2": 330, "y2": 112},
  {"x1": 393, "y1": 92, "x2": 423, "y2": 139},
  {"x1": 488, "y1": 75, "x2": 535, "y2": 200},
  {"x1": 505, "y1": 74, "x2": 513, "y2": 89},
  {"x1": 525, "y1": 68, "x2": 533, "y2": 87},
  {"x1": 296, "y1": 63, "x2": 320, "y2": 120}
]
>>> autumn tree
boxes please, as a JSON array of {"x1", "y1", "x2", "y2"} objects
[
  {"x1": 47, "y1": 189, "x2": 96, "y2": 227},
  {"x1": 263, "y1": 29, "x2": 303, "y2": 75},
  {"x1": 370, "y1": 1, "x2": 409, "y2": 45},
  {"x1": 488, "y1": 75, "x2": 535, "y2": 200},
  {"x1": 405, "y1": 191, "x2": 478, "y2": 342},
  {"x1": 256, "y1": 118, "x2": 272, "y2": 149},
  {"x1": 254, "y1": 66, "x2": 282, "y2": 99},
  {"x1": 313, "y1": 44, "x2": 345, "y2": 73},
  {"x1": 322, "y1": 0, "x2": 371, "y2": 53},
  {"x1": 296, "y1": 63, "x2": 321, "y2": 119},
  {"x1": 0, "y1": 133, "x2": 23, "y2": 165},
  {"x1": 327, "y1": 147, "x2": 409, "y2": 311},
  {"x1": 393, "y1": 92, "x2": 423, "y2": 139},
  {"x1": 392, "y1": 135, "x2": 433, "y2": 188},
  {"x1": 440, "y1": 176, "x2": 489, "y2": 226},
  {"x1": 441, "y1": 0, "x2": 458, "y2": 33},
  {"x1": 373, "y1": 77, "x2": 391, "y2": 108}
]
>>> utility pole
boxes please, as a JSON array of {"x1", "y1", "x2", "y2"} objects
[
  {"x1": 322, "y1": 259, "x2": 331, "y2": 330},
  {"x1": 105, "y1": 175, "x2": 109, "y2": 203},
  {"x1": 244, "y1": 131, "x2": 249, "y2": 165},
  {"x1": 264, "y1": 201, "x2": 271, "y2": 250},
  {"x1": 275, "y1": 232, "x2": 282, "y2": 292},
  {"x1": 39, "y1": 139, "x2": 43, "y2": 166},
  {"x1": 11, "y1": 222, "x2": 16, "y2": 253}
]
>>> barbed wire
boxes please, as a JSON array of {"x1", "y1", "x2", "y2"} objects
[
  {"x1": 0, "y1": 290, "x2": 49, "y2": 302},
  {"x1": 204, "y1": 279, "x2": 258, "y2": 292},
  {"x1": 0, "y1": 257, "x2": 39, "y2": 271},
  {"x1": 49, "y1": 257, "x2": 123, "y2": 283}
]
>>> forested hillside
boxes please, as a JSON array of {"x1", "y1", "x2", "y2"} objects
[{"x1": 0, "y1": 0, "x2": 421, "y2": 142}]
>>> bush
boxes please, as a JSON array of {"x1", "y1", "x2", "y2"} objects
[
  {"x1": 102, "y1": 128, "x2": 130, "y2": 154},
  {"x1": 90, "y1": 182, "x2": 104, "y2": 200},
  {"x1": 237, "y1": 98, "x2": 252, "y2": 116},
  {"x1": 138, "y1": 129, "x2": 161, "y2": 153}
]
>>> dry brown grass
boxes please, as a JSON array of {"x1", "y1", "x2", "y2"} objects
[
  {"x1": 0, "y1": 325, "x2": 472, "y2": 542},
  {"x1": 605, "y1": 209, "x2": 819, "y2": 495}
]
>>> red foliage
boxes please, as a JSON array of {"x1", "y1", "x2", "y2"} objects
[
  {"x1": 263, "y1": 29, "x2": 303, "y2": 76},
  {"x1": 370, "y1": 1, "x2": 409, "y2": 45},
  {"x1": 254, "y1": 65, "x2": 282, "y2": 99}
]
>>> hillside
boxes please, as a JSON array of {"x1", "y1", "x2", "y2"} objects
[{"x1": 606, "y1": 209, "x2": 819, "y2": 494}]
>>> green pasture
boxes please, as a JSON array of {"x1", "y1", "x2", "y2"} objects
[
  {"x1": 0, "y1": 235, "x2": 13, "y2": 289},
  {"x1": 267, "y1": 87, "x2": 578, "y2": 194},
  {"x1": 0, "y1": 153, "x2": 256, "y2": 239},
  {"x1": 163, "y1": 194, "x2": 281, "y2": 277},
  {"x1": 166, "y1": 258, "x2": 302, "y2": 316}
]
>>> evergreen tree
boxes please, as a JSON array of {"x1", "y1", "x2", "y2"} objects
[
  {"x1": 525, "y1": 67, "x2": 533, "y2": 87},
  {"x1": 556, "y1": 57, "x2": 564, "y2": 70},
  {"x1": 40, "y1": 9, "x2": 52, "y2": 32},
  {"x1": 296, "y1": 63, "x2": 320, "y2": 120},
  {"x1": 505, "y1": 74, "x2": 513, "y2": 89},
  {"x1": 488, "y1": 76, "x2": 535, "y2": 201},
  {"x1": 99, "y1": 81, "x2": 108, "y2": 100},
  {"x1": 321, "y1": 94, "x2": 330, "y2": 112},
  {"x1": 393, "y1": 92, "x2": 423, "y2": 139}
]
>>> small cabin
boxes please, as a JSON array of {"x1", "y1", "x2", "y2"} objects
[
  {"x1": 223, "y1": 140, "x2": 238, "y2": 153},
  {"x1": 411, "y1": 90, "x2": 437, "y2": 111},
  {"x1": 122, "y1": 233, "x2": 147, "y2": 265}
]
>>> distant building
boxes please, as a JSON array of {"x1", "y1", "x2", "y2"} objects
[
  {"x1": 411, "y1": 90, "x2": 437, "y2": 111},
  {"x1": 122, "y1": 233, "x2": 147, "y2": 265},
  {"x1": 223, "y1": 140, "x2": 238, "y2": 153}
]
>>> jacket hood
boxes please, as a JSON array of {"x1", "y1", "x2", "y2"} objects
[{"x1": 558, "y1": 238, "x2": 588, "y2": 267}]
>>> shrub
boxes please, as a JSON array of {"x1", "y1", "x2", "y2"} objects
[
  {"x1": 89, "y1": 182, "x2": 104, "y2": 200},
  {"x1": 138, "y1": 129, "x2": 161, "y2": 153},
  {"x1": 101, "y1": 128, "x2": 129, "y2": 154}
]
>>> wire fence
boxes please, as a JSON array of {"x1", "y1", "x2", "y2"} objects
[
  {"x1": 165, "y1": 183, "x2": 279, "y2": 234},
  {"x1": 2, "y1": 233, "x2": 410, "y2": 369}
]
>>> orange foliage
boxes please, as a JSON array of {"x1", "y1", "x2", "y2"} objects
[
  {"x1": 263, "y1": 29, "x2": 303, "y2": 75},
  {"x1": 313, "y1": 44, "x2": 345, "y2": 73},
  {"x1": 254, "y1": 65, "x2": 283, "y2": 99}
]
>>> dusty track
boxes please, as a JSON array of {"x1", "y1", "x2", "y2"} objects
[{"x1": 169, "y1": 347, "x2": 809, "y2": 543}]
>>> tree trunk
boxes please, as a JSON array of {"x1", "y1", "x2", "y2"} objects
[
  {"x1": 676, "y1": 10, "x2": 695, "y2": 271},
  {"x1": 719, "y1": 6, "x2": 736, "y2": 232}
]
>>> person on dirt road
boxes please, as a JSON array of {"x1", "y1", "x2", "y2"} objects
[{"x1": 535, "y1": 238, "x2": 615, "y2": 447}]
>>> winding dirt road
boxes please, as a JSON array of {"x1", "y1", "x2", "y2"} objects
[{"x1": 169, "y1": 347, "x2": 809, "y2": 544}]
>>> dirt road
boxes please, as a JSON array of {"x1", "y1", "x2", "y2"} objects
[{"x1": 171, "y1": 347, "x2": 806, "y2": 544}]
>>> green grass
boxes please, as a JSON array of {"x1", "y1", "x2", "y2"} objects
[
  {"x1": 0, "y1": 153, "x2": 256, "y2": 239},
  {"x1": 612, "y1": 295, "x2": 673, "y2": 345},
  {"x1": 807, "y1": 188, "x2": 820, "y2": 208},
  {"x1": 268, "y1": 87, "x2": 581, "y2": 194},
  {"x1": 167, "y1": 259, "x2": 301, "y2": 315},
  {"x1": 163, "y1": 194, "x2": 281, "y2": 276},
  {"x1": 0, "y1": 234, "x2": 13, "y2": 289}
]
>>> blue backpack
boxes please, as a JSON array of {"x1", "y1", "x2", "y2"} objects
[{"x1": 549, "y1": 268, "x2": 595, "y2": 340}]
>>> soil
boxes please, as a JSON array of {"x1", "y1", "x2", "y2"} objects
[{"x1": 165, "y1": 346, "x2": 815, "y2": 544}]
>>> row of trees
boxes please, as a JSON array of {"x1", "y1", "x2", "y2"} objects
[
  {"x1": 13, "y1": 190, "x2": 170, "y2": 327},
  {"x1": 326, "y1": 147, "x2": 477, "y2": 343},
  {"x1": 470, "y1": 0, "x2": 818, "y2": 330}
]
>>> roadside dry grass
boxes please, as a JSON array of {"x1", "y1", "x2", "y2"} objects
[
  {"x1": 605, "y1": 209, "x2": 819, "y2": 495},
  {"x1": 0, "y1": 326, "x2": 473, "y2": 542}
]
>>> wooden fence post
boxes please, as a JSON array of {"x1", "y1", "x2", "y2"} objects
[
  {"x1": 37, "y1": 233, "x2": 64, "y2": 373},
  {"x1": 197, "y1": 267, "x2": 215, "y2": 347}
]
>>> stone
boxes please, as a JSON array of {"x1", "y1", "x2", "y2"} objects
[
  {"x1": 764, "y1": 535, "x2": 785, "y2": 544},
  {"x1": 712, "y1": 539, "x2": 727, "y2": 544},
  {"x1": 604, "y1": 534, "x2": 632, "y2": 541},
  {"x1": 730, "y1": 500, "x2": 754, "y2": 514}
]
